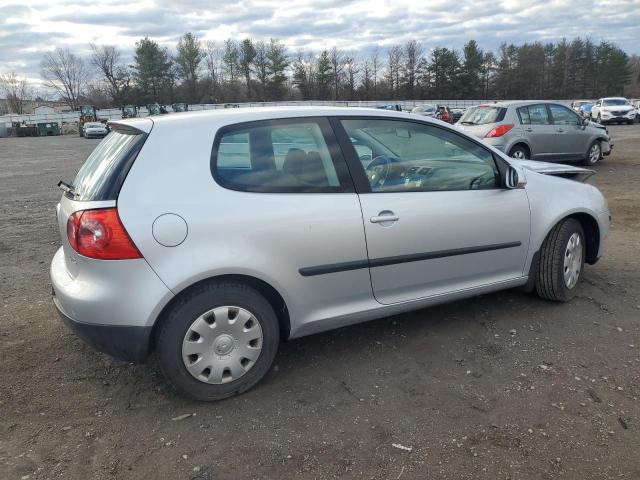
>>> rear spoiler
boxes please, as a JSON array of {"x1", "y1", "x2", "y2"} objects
[{"x1": 107, "y1": 117, "x2": 153, "y2": 135}]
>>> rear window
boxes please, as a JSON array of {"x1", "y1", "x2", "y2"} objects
[
  {"x1": 458, "y1": 106, "x2": 506, "y2": 125},
  {"x1": 72, "y1": 130, "x2": 146, "y2": 201}
]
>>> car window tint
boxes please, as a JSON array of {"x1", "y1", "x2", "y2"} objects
[
  {"x1": 527, "y1": 105, "x2": 550, "y2": 125},
  {"x1": 341, "y1": 119, "x2": 499, "y2": 193},
  {"x1": 517, "y1": 106, "x2": 530, "y2": 125},
  {"x1": 214, "y1": 119, "x2": 348, "y2": 193},
  {"x1": 549, "y1": 104, "x2": 579, "y2": 125}
]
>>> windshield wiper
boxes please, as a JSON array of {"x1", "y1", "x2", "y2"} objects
[{"x1": 57, "y1": 180, "x2": 77, "y2": 197}]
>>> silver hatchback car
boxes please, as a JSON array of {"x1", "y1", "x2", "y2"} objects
[
  {"x1": 51, "y1": 107, "x2": 609, "y2": 400},
  {"x1": 457, "y1": 101, "x2": 612, "y2": 165}
]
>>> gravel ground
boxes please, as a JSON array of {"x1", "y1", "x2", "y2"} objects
[{"x1": 1, "y1": 126, "x2": 639, "y2": 480}]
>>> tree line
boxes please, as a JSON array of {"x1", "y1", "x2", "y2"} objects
[{"x1": 1, "y1": 34, "x2": 638, "y2": 114}]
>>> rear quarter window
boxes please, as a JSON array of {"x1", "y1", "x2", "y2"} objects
[{"x1": 72, "y1": 129, "x2": 146, "y2": 201}]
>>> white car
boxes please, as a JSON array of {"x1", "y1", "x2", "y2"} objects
[
  {"x1": 83, "y1": 122, "x2": 109, "y2": 139},
  {"x1": 590, "y1": 97, "x2": 636, "y2": 125}
]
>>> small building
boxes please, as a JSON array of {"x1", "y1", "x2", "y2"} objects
[{"x1": 33, "y1": 105, "x2": 55, "y2": 115}]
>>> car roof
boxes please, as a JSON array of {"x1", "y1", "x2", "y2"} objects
[
  {"x1": 112, "y1": 106, "x2": 451, "y2": 130},
  {"x1": 474, "y1": 100, "x2": 564, "y2": 108}
]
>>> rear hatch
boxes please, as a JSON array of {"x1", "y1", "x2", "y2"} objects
[
  {"x1": 456, "y1": 105, "x2": 509, "y2": 138},
  {"x1": 56, "y1": 120, "x2": 152, "y2": 273}
]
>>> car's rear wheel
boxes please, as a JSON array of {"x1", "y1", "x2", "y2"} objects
[
  {"x1": 509, "y1": 145, "x2": 529, "y2": 160},
  {"x1": 583, "y1": 140, "x2": 601, "y2": 166},
  {"x1": 156, "y1": 281, "x2": 279, "y2": 401},
  {"x1": 536, "y1": 218, "x2": 585, "y2": 302}
]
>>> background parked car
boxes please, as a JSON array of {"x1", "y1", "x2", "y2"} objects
[
  {"x1": 436, "y1": 105, "x2": 453, "y2": 123},
  {"x1": 82, "y1": 122, "x2": 109, "y2": 139},
  {"x1": 571, "y1": 100, "x2": 593, "y2": 113},
  {"x1": 633, "y1": 100, "x2": 640, "y2": 122},
  {"x1": 457, "y1": 101, "x2": 612, "y2": 165},
  {"x1": 590, "y1": 97, "x2": 636, "y2": 124},
  {"x1": 451, "y1": 108, "x2": 465, "y2": 123},
  {"x1": 411, "y1": 104, "x2": 438, "y2": 117},
  {"x1": 578, "y1": 103, "x2": 593, "y2": 119}
]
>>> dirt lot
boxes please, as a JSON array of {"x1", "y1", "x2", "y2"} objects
[{"x1": 1, "y1": 126, "x2": 639, "y2": 480}]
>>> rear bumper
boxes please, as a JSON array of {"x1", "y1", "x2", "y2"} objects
[
  {"x1": 50, "y1": 246, "x2": 174, "y2": 361},
  {"x1": 54, "y1": 296, "x2": 151, "y2": 362}
]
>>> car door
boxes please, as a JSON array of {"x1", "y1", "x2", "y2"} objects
[
  {"x1": 548, "y1": 103, "x2": 587, "y2": 160},
  {"x1": 518, "y1": 104, "x2": 557, "y2": 159},
  {"x1": 333, "y1": 117, "x2": 531, "y2": 305}
]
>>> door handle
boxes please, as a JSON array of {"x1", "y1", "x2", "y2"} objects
[
  {"x1": 557, "y1": 128, "x2": 564, "y2": 133},
  {"x1": 525, "y1": 128, "x2": 533, "y2": 132},
  {"x1": 370, "y1": 212, "x2": 399, "y2": 224}
]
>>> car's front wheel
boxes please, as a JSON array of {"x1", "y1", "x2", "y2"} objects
[
  {"x1": 536, "y1": 218, "x2": 585, "y2": 302},
  {"x1": 156, "y1": 281, "x2": 280, "y2": 401},
  {"x1": 583, "y1": 141, "x2": 601, "y2": 166}
]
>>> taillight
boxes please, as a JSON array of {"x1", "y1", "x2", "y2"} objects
[
  {"x1": 66, "y1": 208, "x2": 142, "y2": 260},
  {"x1": 485, "y1": 124, "x2": 514, "y2": 138}
]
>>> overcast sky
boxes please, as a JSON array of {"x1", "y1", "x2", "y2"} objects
[{"x1": 1, "y1": 0, "x2": 639, "y2": 84}]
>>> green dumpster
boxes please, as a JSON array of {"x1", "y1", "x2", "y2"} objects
[{"x1": 37, "y1": 122, "x2": 61, "y2": 136}]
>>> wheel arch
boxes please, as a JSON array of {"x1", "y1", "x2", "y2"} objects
[
  {"x1": 536, "y1": 212, "x2": 600, "y2": 265},
  {"x1": 149, "y1": 274, "x2": 291, "y2": 355}
]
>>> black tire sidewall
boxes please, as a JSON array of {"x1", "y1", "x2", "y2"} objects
[
  {"x1": 156, "y1": 283, "x2": 280, "y2": 401},
  {"x1": 509, "y1": 145, "x2": 528, "y2": 159},
  {"x1": 549, "y1": 219, "x2": 586, "y2": 301}
]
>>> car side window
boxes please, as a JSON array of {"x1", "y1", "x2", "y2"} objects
[
  {"x1": 517, "y1": 106, "x2": 531, "y2": 125},
  {"x1": 549, "y1": 104, "x2": 580, "y2": 125},
  {"x1": 340, "y1": 118, "x2": 499, "y2": 193},
  {"x1": 213, "y1": 118, "x2": 351, "y2": 193},
  {"x1": 527, "y1": 105, "x2": 550, "y2": 125}
]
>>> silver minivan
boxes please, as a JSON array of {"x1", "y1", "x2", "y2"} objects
[
  {"x1": 457, "y1": 101, "x2": 612, "y2": 165},
  {"x1": 51, "y1": 107, "x2": 609, "y2": 401}
]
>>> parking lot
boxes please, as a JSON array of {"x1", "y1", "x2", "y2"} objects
[{"x1": 1, "y1": 126, "x2": 639, "y2": 479}]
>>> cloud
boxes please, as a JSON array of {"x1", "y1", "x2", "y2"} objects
[{"x1": 0, "y1": 0, "x2": 638, "y2": 83}]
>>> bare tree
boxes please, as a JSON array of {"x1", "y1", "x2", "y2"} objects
[
  {"x1": 344, "y1": 56, "x2": 360, "y2": 100},
  {"x1": 370, "y1": 46, "x2": 381, "y2": 97},
  {"x1": 41, "y1": 48, "x2": 88, "y2": 110},
  {"x1": 90, "y1": 44, "x2": 131, "y2": 105},
  {"x1": 0, "y1": 72, "x2": 32, "y2": 114},
  {"x1": 205, "y1": 40, "x2": 223, "y2": 102},
  {"x1": 329, "y1": 46, "x2": 345, "y2": 100},
  {"x1": 386, "y1": 46, "x2": 403, "y2": 98}
]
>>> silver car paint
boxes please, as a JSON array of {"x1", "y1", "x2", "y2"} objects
[
  {"x1": 52, "y1": 107, "x2": 609, "y2": 342},
  {"x1": 458, "y1": 102, "x2": 611, "y2": 160}
]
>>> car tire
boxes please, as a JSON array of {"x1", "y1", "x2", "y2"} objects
[
  {"x1": 508, "y1": 145, "x2": 529, "y2": 160},
  {"x1": 536, "y1": 218, "x2": 585, "y2": 303},
  {"x1": 156, "y1": 281, "x2": 280, "y2": 401},
  {"x1": 583, "y1": 140, "x2": 601, "y2": 166}
]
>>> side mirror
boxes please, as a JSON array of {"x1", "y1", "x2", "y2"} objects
[
  {"x1": 581, "y1": 117, "x2": 589, "y2": 126},
  {"x1": 506, "y1": 165, "x2": 527, "y2": 189}
]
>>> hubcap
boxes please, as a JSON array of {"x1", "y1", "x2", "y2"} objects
[
  {"x1": 511, "y1": 150, "x2": 526, "y2": 159},
  {"x1": 182, "y1": 306, "x2": 263, "y2": 384},
  {"x1": 589, "y1": 144, "x2": 600, "y2": 164},
  {"x1": 563, "y1": 233, "x2": 583, "y2": 289}
]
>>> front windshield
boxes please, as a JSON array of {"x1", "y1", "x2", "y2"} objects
[
  {"x1": 459, "y1": 106, "x2": 506, "y2": 125},
  {"x1": 603, "y1": 99, "x2": 630, "y2": 106}
]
